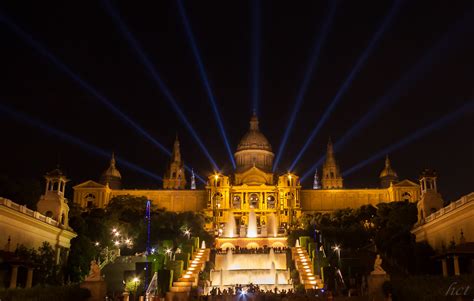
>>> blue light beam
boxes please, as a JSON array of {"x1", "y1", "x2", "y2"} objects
[
  {"x1": 333, "y1": 7, "x2": 474, "y2": 154},
  {"x1": 176, "y1": 0, "x2": 236, "y2": 169},
  {"x1": 0, "y1": 12, "x2": 170, "y2": 157},
  {"x1": 0, "y1": 12, "x2": 206, "y2": 184},
  {"x1": 299, "y1": 9, "x2": 474, "y2": 182},
  {"x1": 251, "y1": 0, "x2": 261, "y2": 116},
  {"x1": 273, "y1": 0, "x2": 337, "y2": 172},
  {"x1": 0, "y1": 103, "x2": 163, "y2": 182},
  {"x1": 102, "y1": 0, "x2": 220, "y2": 172},
  {"x1": 289, "y1": 0, "x2": 403, "y2": 171},
  {"x1": 343, "y1": 100, "x2": 474, "y2": 177}
]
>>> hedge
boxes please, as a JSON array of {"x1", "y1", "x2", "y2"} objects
[{"x1": 0, "y1": 285, "x2": 90, "y2": 301}]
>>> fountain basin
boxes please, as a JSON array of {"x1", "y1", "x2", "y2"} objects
[
  {"x1": 216, "y1": 237, "x2": 287, "y2": 250},
  {"x1": 211, "y1": 269, "x2": 291, "y2": 286},
  {"x1": 215, "y1": 253, "x2": 287, "y2": 270}
]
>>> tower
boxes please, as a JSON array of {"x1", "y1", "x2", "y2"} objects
[
  {"x1": 321, "y1": 138, "x2": 343, "y2": 189},
  {"x1": 417, "y1": 169, "x2": 444, "y2": 223},
  {"x1": 313, "y1": 168, "x2": 321, "y2": 189},
  {"x1": 190, "y1": 169, "x2": 196, "y2": 190},
  {"x1": 163, "y1": 136, "x2": 187, "y2": 189},
  {"x1": 100, "y1": 152, "x2": 122, "y2": 189},
  {"x1": 36, "y1": 167, "x2": 70, "y2": 227},
  {"x1": 379, "y1": 155, "x2": 398, "y2": 188}
]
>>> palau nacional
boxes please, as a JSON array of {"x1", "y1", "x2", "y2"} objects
[{"x1": 73, "y1": 114, "x2": 433, "y2": 234}]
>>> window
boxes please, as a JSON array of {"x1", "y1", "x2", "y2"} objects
[
  {"x1": 45, "y1": 211, "x2": 53, "y2": 218},
  {"x1": 249, "y1": 193, "x2": 259, "y2": 208},
  {"x1": 213, "y1": 193, "x2": 223, "y2": 207},
  {"x1": 267, "y1": 195, "x2": 276, "y2": 209},
  {"x1": 232, "y1": 195, "x2": 241, "y2": 209},
  {"x1": 402, "y1": 192, "x2": 411, "y2": 202},
  {"x1": 85, "y1": 194, "x2": 96, "y2": 208}
]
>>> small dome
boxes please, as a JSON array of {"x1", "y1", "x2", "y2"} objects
[
  {"x1": 380, "y1": 156, "x2": 397, "y2": 178},
  {"x1": 237, "y1": 114, "x2": 272, "y2": 152},
  {"x1": 102, "y1": 153, "x2": 121, "y2": 179}
]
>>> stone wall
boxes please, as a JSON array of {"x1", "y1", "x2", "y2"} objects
[
  {"x1": 412, "y1": 192, "x2": 474, "y2": 250},
  {"x1": 110, "y1": 189, "x2": 207, "y2": 212},
  {"x1": 300, "y1": 189, "x2": 391, "y2": 212}
]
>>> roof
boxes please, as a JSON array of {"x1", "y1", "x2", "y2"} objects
[{"x1": 236, "y1": 114, "x2": 272, "y2": 152}]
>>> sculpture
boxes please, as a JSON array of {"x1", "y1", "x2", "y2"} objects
[
  {"x1": 85, "y1": 260, "x2": 102, "y2": 281},
  {"x1": 371, "y1": 254, "x2": 386, "y2": 275}
]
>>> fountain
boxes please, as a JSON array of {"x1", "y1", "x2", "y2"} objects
[
  {"x1": 226, "y1": 249, "x2": 233, "y2": 270},
  {"x1": 211, "y1": 208, "x2": 291, "y2": 292},
  {"x1": 247, "y1": 208, "x2": 257, "y2": 238},
  {"x1": 267, "y1": 213, "x2": 278, "y2": 237},
  {"x1": 270, "y1": 261, "x2": 276, "y2": 285},
  {"x1": 269, "y1": 248, "x2": 275, "y2": 268},
  {"x1": 224, "y1": 211, "x2": 236, "y2": 238}
]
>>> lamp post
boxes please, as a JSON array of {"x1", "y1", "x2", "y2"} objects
[
  {"x1": 332, "y1": 244, "x2": 341, "y2": 267},
  {"x1": 132, "y1": 277, "x2": 140, "y2": 301},
  {"x1": 183, "y1": 228, "x2": 191, "y2": 239}
]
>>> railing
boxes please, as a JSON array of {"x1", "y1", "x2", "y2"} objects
[
  {"x1": 424, "y1": 192, "x2": 474, "y2": 223},
  {"x1": 0, "y1": 197, "x2": 59, "y2": 227}
]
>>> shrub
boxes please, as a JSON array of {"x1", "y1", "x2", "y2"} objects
[{"x1": 0, "y1": 285, "x2": 90, "y2": 301}]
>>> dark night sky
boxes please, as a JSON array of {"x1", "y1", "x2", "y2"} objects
[{"x1": 0, "y1": 1, "x2": 473, "y2": 202}]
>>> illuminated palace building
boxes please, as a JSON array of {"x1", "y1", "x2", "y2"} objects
[{"x1": 73, "y1": 114, "x2": 421, "y2": 231}]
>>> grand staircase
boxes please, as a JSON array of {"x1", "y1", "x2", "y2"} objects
[
  {"x1": 166, "y1": 248, "x2": 210, "y2": 301},
  {"x1": 292, "y1": 246, "x2": 324, "y2": 290}
]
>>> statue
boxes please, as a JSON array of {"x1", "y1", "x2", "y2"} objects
[
  {"x1": 371, "y1": 254, "x2": 386, "y2": 275},
  {"x1": 85, "y1": 260, "x2": 102, "y2": 281}
]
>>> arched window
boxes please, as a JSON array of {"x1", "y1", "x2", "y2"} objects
[
  {"x1": 267, "y1": 195, "x2": 276, "y2": 209},
  {"x1": 249, "y1": 193, "x2": 259, "y2": 208},
  {"x1": 402, "y1": 192, "x2": 411, "y2": 202},
  {"x1": 85, "y1": 193, "x2": 96, "y2": 208},
  {"x1": 232, "y1": 195, "x2": 241, "y2": 209},
  {"x1": 213, "y1": 192, "x2": 223, "y2": 207},
  {"x1": 45, "y1": 211, "x2": 53, "y2": 218}
]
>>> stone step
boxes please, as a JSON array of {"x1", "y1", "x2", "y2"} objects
[
  {"x1": 170, "y1": 286, "x2": 192, "y2": 293},
  {"x1": 165, "y1": 292, "x2": 189, "y2": 301},
  {"x1": 178, "y1": 276, "x2": 196, "y2": 282},
  {"x1": 173, "y1": 281, "x2": 193, "y2": 287}
]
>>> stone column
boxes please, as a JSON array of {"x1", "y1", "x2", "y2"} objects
[
  {"x1": 441, "y1": 259, "x2": 448, "y2": 277},
  {"x1": 9, "y1": 265, "x2": 19, "y2": 289},
  {"x1": 453, "y1": 255, "x2": 460, "y2": 276},
  {"x1": 26, "y1": 267, "x2": 34, "y2": 288}
]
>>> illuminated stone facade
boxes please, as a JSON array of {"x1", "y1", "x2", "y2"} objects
[
  {"x1": 73, "y1": 115, "x2": 423, "y2": 231},
  {"x1": 412, "y1": 192, "x2": 474, "y2": 251},
  {"x1": 1, "y1": 168, "x2": 77, "y2": 264}
]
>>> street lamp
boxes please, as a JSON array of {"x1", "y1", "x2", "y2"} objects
[
  {"x1": 183, "y1": 228, "x2": 191, "y2": 239},
  {"x1": 165, "y1": 248, "x2": 172, "y2": 260},
  {"x1": 132, "y1": 277, "x2": 140, "y2": 301},
  {"x1": 332, "y1": 244, "x2": 341, "y2": 266}
]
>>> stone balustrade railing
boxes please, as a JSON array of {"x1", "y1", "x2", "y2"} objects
[
  {"x1": 0, "y1": 197, "x2": 59, "y2": 227},
  {"x1": 424, "y1": 192, "x2": 474, "y2": 223}
]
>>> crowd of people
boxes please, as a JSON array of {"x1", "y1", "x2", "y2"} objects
[
  {"x1": 215, "y1": 246, "x2": 289, "y2": 254},
  {"x1": 208, "y1": 284, "x2": 294, "y2": 296}
]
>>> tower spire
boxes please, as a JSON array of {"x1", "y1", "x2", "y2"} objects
[
  {"x1": 313, "y1": 168, "x2": 321, "y2": 189},
  {"x1": 322, "y1": 137, "x2": 343, "y2": 189},
  {"x1": 190, "y1": 169, "x2": 196, "y2": 190},
  {"x1": 164, "y1": 136, "x2": 186, "y2": 189}
]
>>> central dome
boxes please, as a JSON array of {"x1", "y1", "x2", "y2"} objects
[
  {"x1": 237, "y1": 114, "x2": 272, "y2": 152},
  {"x1": 234, "y1": 114, "x2": 274, "y2": 173}
]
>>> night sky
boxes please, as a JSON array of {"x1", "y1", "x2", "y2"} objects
[{"x1": 0, "y1": 1, "x2": 473, "y2": 202}]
